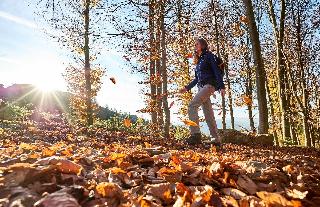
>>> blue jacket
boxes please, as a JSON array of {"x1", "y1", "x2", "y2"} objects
[{"x1": 185, "y1": 50, "x2": 225, "y2": 91}]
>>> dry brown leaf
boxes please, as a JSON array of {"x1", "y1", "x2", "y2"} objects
[
  {"x1": 222, "y1": 188, "x2": 247, "y2": 200},
  {"x1": 209, "y1": 162, "x2": 222, "y2": 174},
  {"x1": 147, "y1": 183, "x2": 173, "y2": 204},
  {"x1": 34, "y1": 190, "x2": 80, "y2": 207},
  {"x1": 256, "y1": 191, "x2": 294, "y2": 207},
  {"x1": 285, "y1": 188, "x2": 308, "y2": 199},
  {"x1": 110, "y1": 77, "x2": 116, "y2": 84},
  {"x1": 237, "y1": 175, "x2": 258, "y2": 195}
]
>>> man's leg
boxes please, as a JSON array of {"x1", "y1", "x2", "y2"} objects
[
  {"x1": 202, "y1": 96, "x2": 221, "y2": 143},
  {"x1": 188, "y1": 84, "x2": 214, "y2": 135}
]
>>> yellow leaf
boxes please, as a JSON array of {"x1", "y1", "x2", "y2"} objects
[
  {"x1": 42, "y1": 148, "x2": 56, "y2": 157},
  {"x1": 123, "y1": 118, "x2": 132, "y2": 127},
  {"x1": 110, "y1": 167, "x2": 126, "y2": 174},
  {"x1": 182, "y1": 119, "x2": 198, "y2": 127},
  {"x1": 144, "y1": 142, "x2": 151, "y2": 148},
  {"x1": 110, "y1": 153, "x2": 126, "y2": 160}
]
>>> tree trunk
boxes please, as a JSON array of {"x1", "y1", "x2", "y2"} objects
[
  {"x1": 149, "y1": 0, "x2": 157, "y2": 126},
  {"x1": 244, "y1": 36, "x2": 255, "y2": 132},
  {"x1": 155, "y1": 2, "x2": 163, "y2": 129},
  {"x1": 212, "y1": 0, "x2": 226, "y2": 129},
  {"x1": 224, "y1": 57, "x2": 235, "y2": 129},
  {"x1": 268, "y1": 0, "x2": 291, "y2": 141},
  {"x1": 266, "y1": 78, "x2": 278, "y2": 145},
  {"x1": 160, "y1": 0, "x2": 170, "y2": 138},
  {"x1": 295, "y1": 5, "x2": 311, "y2": 147},
  {"x1": 242, "y1": 0, "x2": 269, "y2": 134},
  {"x1": 84, "y1": 0, "x2": 93, "y2": 126}
]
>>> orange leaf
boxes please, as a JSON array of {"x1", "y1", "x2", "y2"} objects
[
  {"x1": 185, "y1": 53, "x2": 193, "y2": 59},
  {"x1": 96, "y1": 182, "x2": 123, "y2": 198},
  {"x1": 242, "y1": 95, "x2": 253, "y2": 106},
  {"x1": 42, "y1": 148, "x2": 56, "y2": 157},
  {"x1": 55, "y1": 159, "x2": 82, "y2": 175},
  {"x1": 171, "y1": 155, "x2": 181, "y2": 165},
  {"x1": 123, "y1": 118, "x2": 132, "y2": 127},
  {"x1": 182, "y1": 119, "x2": 198, "y2": 127}
]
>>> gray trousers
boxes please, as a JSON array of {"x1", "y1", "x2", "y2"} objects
[{"x1": 188, "y1": 84, "x2": 220, "y2": 141}]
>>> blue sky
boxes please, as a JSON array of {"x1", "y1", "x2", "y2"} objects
[{"x1": 0, "y1": 0, "x2": 256, "y2": 130}]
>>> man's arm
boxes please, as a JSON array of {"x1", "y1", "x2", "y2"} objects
[{"x1": 185, "y1": 78, "x2": 198, "y2": 91}]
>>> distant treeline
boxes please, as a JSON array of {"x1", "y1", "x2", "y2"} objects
[{"x1": 0, "y1": 84, "x2": 138, "y2": 121}]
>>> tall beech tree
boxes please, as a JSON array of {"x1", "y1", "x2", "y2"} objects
[
  {"x1": 37, "y1": 0, "x2": 109, "y2": 125},
  {"x1": 242, "y1": 0, "x2": 269, "y2": 134}
]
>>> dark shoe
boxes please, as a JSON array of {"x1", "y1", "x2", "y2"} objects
[{"x1": 185, "y1": 133, "x2": 202, "y2": 145}]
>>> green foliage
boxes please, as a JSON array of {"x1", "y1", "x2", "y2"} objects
[
  {"x1": 172, "y1": 125, "x2": 190, "y2": 140},
  {"x1": 93, "y1": 116, "x2": 149, "y2": 135},
  {"x1": 0, "y1": 102, "x2": 33, "y2": 121}
]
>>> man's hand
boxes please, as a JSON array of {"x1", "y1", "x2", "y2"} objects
[
  {"x1": 179, "y1": 87, "x2": 187, "y2": 94},
  {"x1": 220, "y1": 89, "x2": 226, "y2": 97}
]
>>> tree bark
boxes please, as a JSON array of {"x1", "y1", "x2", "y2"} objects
[
  {"x1": 294, "y1": 4, "x2": 311, "y2": 147},
  {"x1": 160, "y1": 0, "x2": 170, "y2": 138},
  {"x1": 149, "y1": 0, "x2": 157, "y2": 126},
  {"x1": 84, "y1": 0, "x2": 93, "y2": 126},
  {"x1": 224, "y1": 57, "x2": 235, "y2": 129},
  {"x1": 211, "y1": 0, "x2": 226, "y2": 129},
  {"x1": 155, "y1": 2, "x2": 163, "y2": 129},
  {"x1": 244, "y1": 37, "x2": 255, "y2": 132},
  {"x1": 268, "y1": 0, "x2": 291, "y2": 141},
  {"x1": 242, "y1": 0, "x2": 269, "y2": 134}
]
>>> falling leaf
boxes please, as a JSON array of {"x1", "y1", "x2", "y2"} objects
[
  {"x1": 169, "y1": 101, "x2": 174, "y2": 109},
  {"x1": 123, "y1": 118, "x2": 132, "y2": 127},
  {"x1": 240, "y1": 15, "x2": 249, "y2": 24},
  {"x1": 110, "y1": 77, "x2": 116, "y2": 84},
  {"x1": 182, "y1": 119, "x2": 198, "y2": 127},
  {"x1": 242, "y1": 95, "x2": 253, "y2": 106},
  {"x1": 185, "y1": 53, "x2": 193, "y2": 59}
]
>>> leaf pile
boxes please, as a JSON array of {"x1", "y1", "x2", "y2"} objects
[{"x1": 0, "y1": 120, "x2": 320, "y2": 206}]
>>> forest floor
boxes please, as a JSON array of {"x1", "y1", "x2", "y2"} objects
[{"x1": 0, "y1": 118, "x2": 320, "y2": 207}]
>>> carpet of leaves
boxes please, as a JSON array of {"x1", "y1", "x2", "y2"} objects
[{"x1": 0, "y1": 119, "x2": 320, "y2": 207}]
